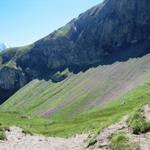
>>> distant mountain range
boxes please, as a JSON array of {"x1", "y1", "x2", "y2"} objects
[{"x1": 0, "y1": 42, "x2": 8, "y2": 51}]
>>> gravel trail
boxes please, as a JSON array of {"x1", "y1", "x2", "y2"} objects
[{"x1": 0, "y1": 127, "x2": 88, "y2": 150}]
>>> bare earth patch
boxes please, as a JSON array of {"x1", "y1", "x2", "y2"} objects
[{"x1": 0, "y1": 127, "x2": 88, "y2": 150}]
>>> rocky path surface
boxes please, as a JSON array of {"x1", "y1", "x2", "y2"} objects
[
  {"x1": 92, "y1": 105, "x2": 150, "y2": 150},
  {"x1": 144, "y1": 104, "x2": 150, "y2": 121},
  {"x1": 0, "y1": 127, "x2": 88, "y2": 150},
  {"x1": 94, "y1": 117, "x2": 128, "y2": 149}
]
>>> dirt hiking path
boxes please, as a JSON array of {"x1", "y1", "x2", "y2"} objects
[
  {"x1": 0, "y1": 127, "x2": 88, "y2": 150},
  {"x1": 1, "y1": 105, "x2": 150, "y2": 150}
]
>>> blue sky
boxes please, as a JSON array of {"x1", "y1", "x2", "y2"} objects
[{"x1": 0, "y1": 0, "x2": 102, "y2": 47}]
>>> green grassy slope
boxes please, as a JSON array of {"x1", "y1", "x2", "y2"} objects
[
  {"x1": 0, "y1": 83, "x2": 150, "y2": 137},
  {"x1": 1, "y1": 54, "x2": 150, "y2": 121}
]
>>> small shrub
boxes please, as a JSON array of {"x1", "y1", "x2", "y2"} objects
[
  {"x1": 109, "y1": 132, "x2": 130, "y2": 150},
  {"x1": 0, "y1": 131, "x2": 6, "y2": 140},
  {"x1": 52, "y1": 68, "x2": 69, "y2": 82},
  {"x1": 129, "y1": 108, "x2": 150, "y2": 134},
  {"x1": 21, "y1": 115, "x2": 29, "y2": 119}
]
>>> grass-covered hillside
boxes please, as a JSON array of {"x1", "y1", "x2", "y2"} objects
[
  {"x1": 1, "y1": 54, "x2": 150, "y2": 120},
  {"x1": 0, "y1": 80, "x2": 150, "y2": 138},
  {"x1": 0, "y1": 54, "x2": 150, "y2": 137}
]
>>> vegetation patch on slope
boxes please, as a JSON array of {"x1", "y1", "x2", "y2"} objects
[
  {"x1": 0, "y1": 83, "x2": 150, "y2": 137},
  {"x1": 110, "y1": 132, "x2": 130, "y2": 150},
  {"x1": 2, "y1": 54, "x2": 150, "y2": 120},
  {"x1": 129, "y1": 107, "x2": 150, "y2": 134},
  {"x1": 0, "y1": 125, "x2": 7, "y2": 140}
]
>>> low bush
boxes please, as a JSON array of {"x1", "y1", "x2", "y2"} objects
[
  {"x1": 110, "y1": 132, "x2": 130, "y2": 150},
  {"x1": 129, "y1": 107, "x2": 150, "y2": 134},
  {"x1": 0, "y1": 129, "x2": 6, "y2": 140}
]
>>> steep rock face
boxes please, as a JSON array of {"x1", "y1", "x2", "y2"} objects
[
  {"x1": 0, "y1": 67, "x2": 27, "y2": 104},
  {"x1": 0, "y1": 0, "x2": 150, "y2": 103},
  {"x1": 15, "y1": 0, "x2": 150, "y2": 76}
]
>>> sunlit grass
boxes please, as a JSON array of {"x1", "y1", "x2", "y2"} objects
[{"x1": 0, "y1": 84, "x2": 150, "y2": 137}]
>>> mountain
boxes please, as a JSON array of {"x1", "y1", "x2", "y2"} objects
[
  {"x1": 0, "y1": 0, "x2": 150, "y2": 145},
  {"x1": 1, "y1": 54, "x2": 150, "y2": 118},
  {"x1": 0, "y1": 0, "x2": 150, "y2": 104},
  {"x1": 0, "y1": 42, "x2": 8, "y2": 51}
]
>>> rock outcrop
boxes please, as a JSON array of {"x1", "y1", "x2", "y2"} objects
[{"x1": 0, "y1": 67, "x2": 27, "y2": 104}]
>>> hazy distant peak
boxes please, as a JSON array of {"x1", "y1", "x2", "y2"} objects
[{"x1": 0, "y1": 42, "x2": 9, "y2": 51}]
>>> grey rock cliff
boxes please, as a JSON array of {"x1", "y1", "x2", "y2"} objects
[
  {"x1": 0, "y1": 67, "x2": 27, "y2": 103},
  {"x1": 16, "y1": 0, "x2": 150, "y2": 74}
]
